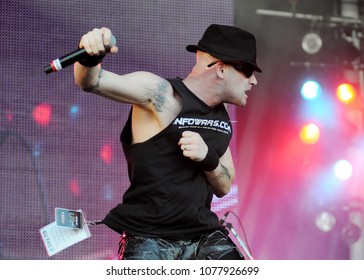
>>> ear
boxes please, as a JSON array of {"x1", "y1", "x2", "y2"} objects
[{"x1": 216, "y1": 62, "x2": 225, "y2": 79}]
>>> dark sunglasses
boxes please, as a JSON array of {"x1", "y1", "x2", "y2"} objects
[{"x1": 207, "y1": 61, "x2": 255, "y2": 78}]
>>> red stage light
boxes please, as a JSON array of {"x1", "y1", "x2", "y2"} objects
[
  {"x1": 6, "y1": 110, "x2": 13, "y2": 121},
  {"x1": 69, "y1": 179, "x2": 81, "y2": 196},
  {"x1": 33, "y1": 103, "x2": 52, "y2": 126},
  {"x1": 100, "y1": 144, "x2": 113, "y2": 164}
]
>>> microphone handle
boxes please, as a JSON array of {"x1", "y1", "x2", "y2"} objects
[
  {"x1": 44, "y1": 35, "x2": 116, "y2": 74},
  {"x1": 44, "y1": 48, "x2": 87, "y2": 74}
]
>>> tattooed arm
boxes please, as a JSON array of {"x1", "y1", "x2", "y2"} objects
[
  {"x1": 204, "y1": 147, "x2": 235, "y2": 198},
  {"x1": 178, "y1": 131, "x2": 235, "y2": 198},
  {"x1": 75, "y1": 65, "x2": 171, "y2": 106},
  {"x1": 74, "y1": 27, "x2": 173, "y2": 109}
]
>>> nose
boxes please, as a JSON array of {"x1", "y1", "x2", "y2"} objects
[{"x1": 249, "y1": 74, "x2": 257, "y2": 86}]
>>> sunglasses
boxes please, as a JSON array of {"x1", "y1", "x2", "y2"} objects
[{"x1": 207, "y1": 61, "x2": 255, "y2": 78}]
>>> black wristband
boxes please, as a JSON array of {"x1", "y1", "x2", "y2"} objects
[
  {"x1": 78, "y1": 53, "x2": 105, "y2": 67},
  {"x1": 197, "y1": 145, "x2": 220, "y2": 171}
]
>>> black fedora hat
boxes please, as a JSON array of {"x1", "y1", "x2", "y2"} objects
[{"x1": 186, "y1": 24, "x2": 262, "y2": 73}]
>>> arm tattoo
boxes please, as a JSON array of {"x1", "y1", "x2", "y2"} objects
[
  {"x1": 151, "y1": 79, "x2": 169, "y2": 112},
  {"x1": 83, "y1": 69, "x2": 104, "y2": 93},
  {"x1": 215, "y1": 164, "x2": 231, "y2": 181}
]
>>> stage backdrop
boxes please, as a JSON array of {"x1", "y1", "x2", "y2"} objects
[
  {"x1": 235, "y1": 0, "x2": 364, "y2": 260},
  {"x1": 0, "y1": 0, "x2": 239, "y2": 259}
]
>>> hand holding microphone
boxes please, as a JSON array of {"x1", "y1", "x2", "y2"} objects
[{"x1": 44, "y1": 27, "x2": 117, "y2": 74}]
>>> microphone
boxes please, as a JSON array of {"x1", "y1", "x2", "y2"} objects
[
  {"x1": 219, "y1": 211, "x2": 229, "y2": 225},
  {"x1": 43, "y1": 35, "x2": 116, "y2": 74}
]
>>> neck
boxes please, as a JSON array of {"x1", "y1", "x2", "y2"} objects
[{"x1": 183, "y1": 72, "x2": 222, "y2": 107}]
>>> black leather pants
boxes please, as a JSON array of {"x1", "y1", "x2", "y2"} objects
[{"x1": 118, "y1": 229, "x2": 244, "y2": 260}]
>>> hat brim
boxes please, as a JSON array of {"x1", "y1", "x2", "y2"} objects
[{"x1": 186, "y1": 44, "x2": 262, "y2": 73}]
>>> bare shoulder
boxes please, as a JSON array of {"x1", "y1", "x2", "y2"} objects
[
  {"x1": 127, "y1": 71, "x2": 180, "y2": 113},
  {"x1": 130, "y1": 73, "x2": 182, "y2": 143}
]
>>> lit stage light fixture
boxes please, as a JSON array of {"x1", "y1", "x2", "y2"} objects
[
  {"x1": 302, "y1": 32, "x2": 322, "y2": 54},
  {"x1": 315, "y1": 211, "x2": 336, "y2": 232},
  {"x1": 299, "y1": 123, "x2": 320, "y2": 144},
  {"x1": 336, "y1": 83, "x2": 357, "y2": 104},
  {"x1": 300, "y1": 80, "x2": 321, "y2": 100},
  {"x1": 333, "y1": 159, "x2": 353, "y2": 180}
]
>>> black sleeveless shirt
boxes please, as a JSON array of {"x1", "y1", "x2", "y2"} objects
[{"x1": 103, "y1": 78, "x2": 233, "y2": 239}]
